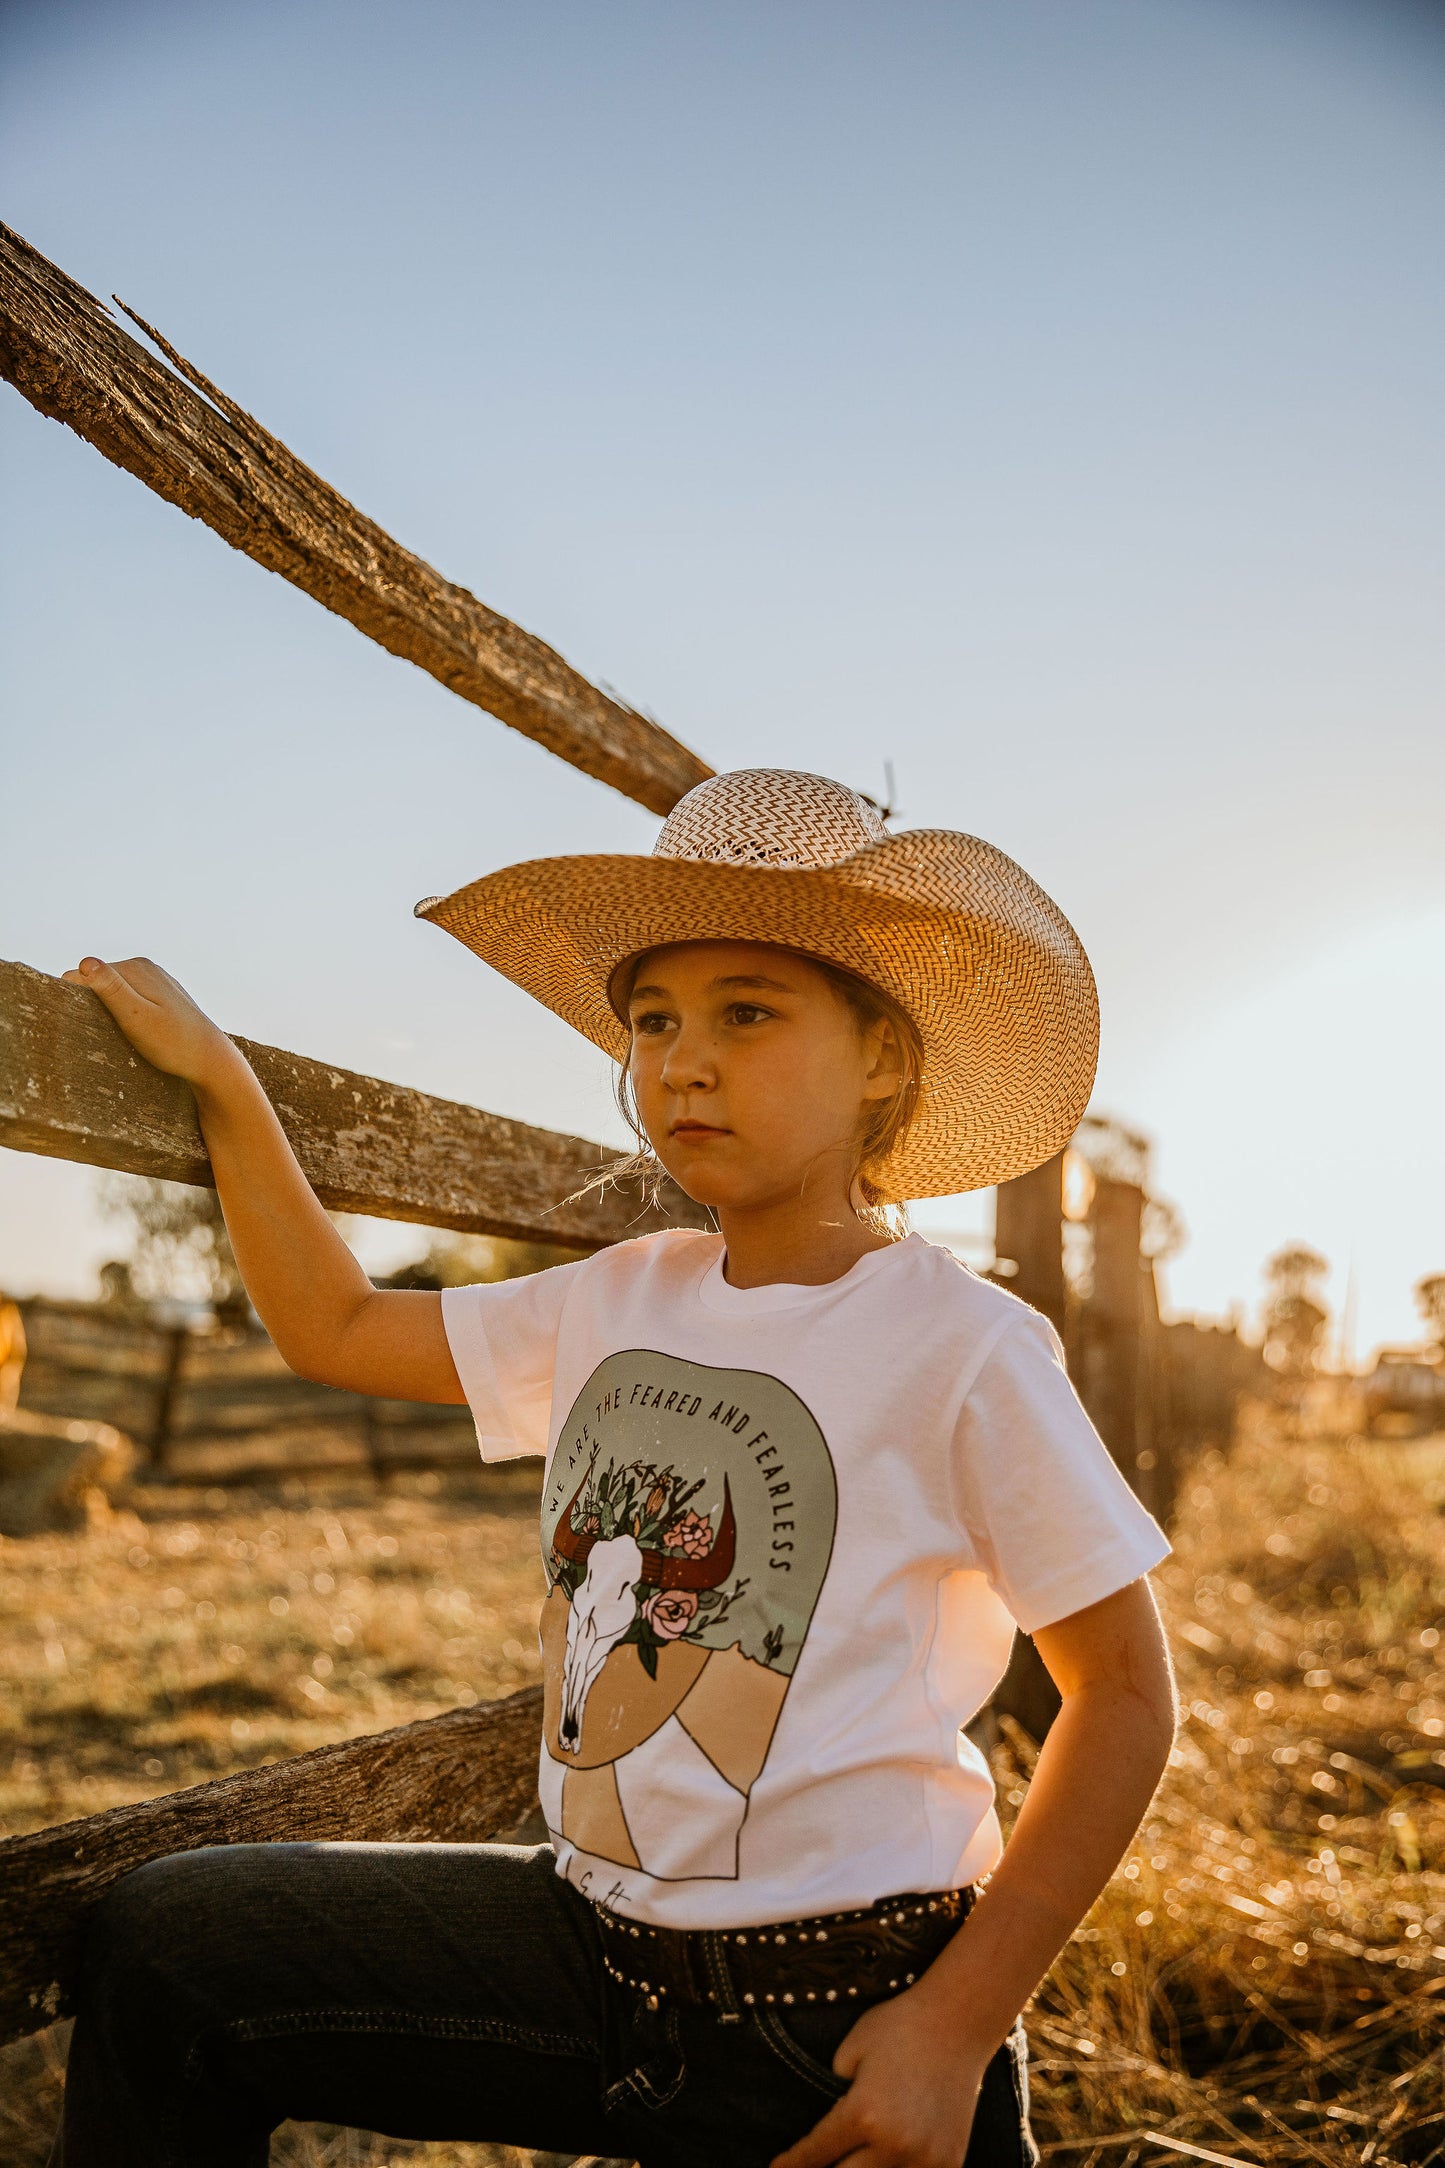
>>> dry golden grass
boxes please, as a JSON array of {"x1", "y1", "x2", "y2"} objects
[
  {"x1": 0, "y1": 1465, "x2": 545, "y2": 1842},
  {"x1": 1014, "y1": 1412, "x2": 1445, "y2": 2163},
  {"x1": 2, "y1": 1419, "x2": 1442, "y2": 2164}
]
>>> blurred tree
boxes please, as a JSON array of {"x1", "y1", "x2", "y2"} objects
[
  {"x1": 1262, "y1": 1245, "x2": 1330, "y2": 1379},
  {"x1": 98, "y1": 1176, "x2": 249, "y2": 1326},
  {"x1": 1141, "y1": 1194, "x2": 1187, "y2": 1264},
  {"x1": 1415, "y1": 1273, "x2": 1445, "y2": 1350},
  {"x1": 99, "y1": 1179, "x2": 588, "y2": 1325}
]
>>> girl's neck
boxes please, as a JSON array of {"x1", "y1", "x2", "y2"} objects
[{"x1": 715, "y1": 1190, "x2": 895, "y2": 1290}]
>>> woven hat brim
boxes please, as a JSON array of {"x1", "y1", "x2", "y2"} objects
[{"x1": 416, "y1": 829, "x2": 1098, "y2": 1200}]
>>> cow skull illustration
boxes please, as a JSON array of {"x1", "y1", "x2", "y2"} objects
[{"x1": 551, "y1": 1468, "x2": 737, "y2": 1754}]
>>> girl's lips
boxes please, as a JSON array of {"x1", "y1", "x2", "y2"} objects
[{"x1": 670, "y1": 1122, "x2": 731, "y2": 1141}]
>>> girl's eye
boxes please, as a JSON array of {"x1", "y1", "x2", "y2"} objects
[
  {"x1": 728, "y1": 1003, "x2": 772, "y2": 1025},
  {"x1": 632, "y1": 1010, "x2": 673, "y2": 1035}
]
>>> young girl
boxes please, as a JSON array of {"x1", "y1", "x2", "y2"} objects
[{"x1": 55, "y1": 769, "x2": 1175, "y2": 2168}]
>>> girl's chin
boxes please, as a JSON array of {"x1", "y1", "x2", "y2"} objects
[{"x1": 656, "y1": 1163, "x2": 818, "y2": 1215}]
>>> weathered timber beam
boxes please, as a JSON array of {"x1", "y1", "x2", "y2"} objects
[
  {"x1": 0, "y1": 221, "x2": 711, "y2": 817},
  {"x1": 0, "y1": 1685, "x2": 542, "y2": 2045},
  {"x1": 0, "y1": 960, "x2": 707, "y2": 1247}
]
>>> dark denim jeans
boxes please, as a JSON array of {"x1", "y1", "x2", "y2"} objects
[{"x1": 54, "y1": 1840, "x2": 1037, "y2": 2168}]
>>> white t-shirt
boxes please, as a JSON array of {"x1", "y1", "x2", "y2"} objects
[{"x1": 442, "y1": 1229, "x2": 1168, "y2": 1930}]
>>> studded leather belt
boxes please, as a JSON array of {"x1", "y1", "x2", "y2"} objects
[{"x1": 593, "y1": 1884, "x2": 975, "y2": 2015}]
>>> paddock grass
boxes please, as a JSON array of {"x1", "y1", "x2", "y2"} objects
[
  {"x1": 1, "y1": 1419, "x2": 1442, "y2": 2164},
  {"x1": 1017, "y1": 1413, "x2": 1445, "y2": 2164}
]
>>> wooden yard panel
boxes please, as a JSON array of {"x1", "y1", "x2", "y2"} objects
[
  {"x1": 14, "y1": 1301, "x2": 175, "y2": 1442},
  {"x1": 0, "y1": 221, "x2": 710, "y2": 817},
  {"x1": 365, "y1": 1419, "x2": 482, "y2": 1470},
  {"x1": 0, "y1": 959, "x2": 707, "y2": 1247},
  {"x1": 11, "y1": 1303, "x2": 171, "y2": 1385},
  {"x1": 165, "y1": 1335, "x2": 369, "y2": 1439},
  {"x1": 14, "y1": 1294, "x2": 524, "y2": 1478},
  {"x1": 0, "y1": 1686, "x2": 543, "y2": 2046},
  {"x1": 162, "y1": 1423, "x2": 374, "y2": 1480}
]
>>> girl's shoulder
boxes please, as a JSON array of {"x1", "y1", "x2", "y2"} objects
[
  {"x1": 902, "y1": 1233, "x2": 1048, "y2": 1328},
  {"x1": 571, "y1": 1225, "x2": 722, "y2": 1285}
]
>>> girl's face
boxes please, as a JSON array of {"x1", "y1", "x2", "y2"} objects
[{"x1": 624, "y1": 940, "x2": 902, "y2": 1214}]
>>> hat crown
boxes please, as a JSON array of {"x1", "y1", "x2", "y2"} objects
[{"x1": 654, "y1": 769, "x2": 887, "y2": 871}]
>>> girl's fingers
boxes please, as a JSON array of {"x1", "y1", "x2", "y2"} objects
[
  {"x1": 65, "y1": 958, "x2": 144, "y2": 1012},
  {"x1": 66, "y1": 957, "x2": 170, "y2": 1011},
  {"x1": 61, "y1": 957, "x2": 210, "y2": 1078},
  {"x1": 769, "y1": 2100, "x2": 866, "y2": 2168}
]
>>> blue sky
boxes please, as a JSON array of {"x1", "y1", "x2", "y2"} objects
[{"x1": 2, "y1": 0, "x2": 1442, "y2": 1355}]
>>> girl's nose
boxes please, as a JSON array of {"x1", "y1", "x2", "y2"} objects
[{"x1": 660, "y1": 1029, "x2": 716, "y2": 1095}]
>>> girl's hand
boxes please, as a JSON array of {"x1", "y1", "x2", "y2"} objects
[
  {"x1": 769, "y1": 1981, "x2": 991, "y2": 2168},
  {"x1": 61, "y1": 956, "x2": 463, "y2": 1404},
  {"x1": 62, "y1": 957, "x2": 240, "y2": 1095}
]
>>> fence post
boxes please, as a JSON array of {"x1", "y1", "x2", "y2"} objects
[
  {"x1": 149, "y1": 1324, "x2": 187, "y2": 1476},
  {"x1": 1082, "y1": 1176, "x2": 1151, "y2": 1494},
  {"x1": 992, "y1": 1151, "x2": 1066, "y2": 1335},
  {"x1": 990, "y1": 1155, "x2": 1067, "y2": 1743}
]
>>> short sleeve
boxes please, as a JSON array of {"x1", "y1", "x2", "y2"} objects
[
  {"x1": 951, "y1": 1312, "x2": 1170, "y2": 1633},
  {"x1": 441, "y1": 1261, "x2": 585, "y2": 1463}
]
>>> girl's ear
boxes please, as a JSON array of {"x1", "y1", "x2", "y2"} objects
[{"x1": 861, "y1": 1014, "x2": 906, "y2": 1100}]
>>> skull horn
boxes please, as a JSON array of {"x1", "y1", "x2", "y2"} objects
[
  {"x1": 640, "y1": 1478, "x2": 736, "y2": 1591},
  {"x1": 549, "y1": 1465, "x2": 597, "y2": 1567}
]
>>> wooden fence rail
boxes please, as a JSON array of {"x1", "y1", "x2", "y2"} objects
[
  {"x1": 0, "y1": 958, "x2": 705, "y2": 1249},
  {"x1": 0, "y1": 221, "x2": 710, "y2": 817}
]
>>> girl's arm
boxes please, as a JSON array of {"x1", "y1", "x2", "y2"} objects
[
  {"x1": 773, "y1": 1576, "x2": 1176, "y2": 2168},
  {"x1": 64, "y1": 957, "x2": 464, "y2": 1403}
]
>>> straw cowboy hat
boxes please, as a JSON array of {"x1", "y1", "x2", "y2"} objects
[{"x1": 416, "y1": 769, "x2": 1098, "y2": 1201}]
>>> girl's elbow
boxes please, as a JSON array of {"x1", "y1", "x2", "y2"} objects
[{"x1": 270, "y1": 1332, "x2": 348, "y2": 1391}]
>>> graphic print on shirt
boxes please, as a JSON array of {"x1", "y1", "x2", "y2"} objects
[{"x1": 537, "y1": 1349, "x2": 836, "y2": 1885}]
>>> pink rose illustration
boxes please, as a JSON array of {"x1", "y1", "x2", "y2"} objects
[
  {"x1": 661, "y1": 1509, "x2": 712, "y2": 1558},
  {"x1": 582, "y1": 1513, "x2": 600, "y2": 1535},
  {"x1": 641, "y1": 1588, "x2": 699, "y2": 1641}
]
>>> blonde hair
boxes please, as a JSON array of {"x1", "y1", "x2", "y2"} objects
[{"x1": 602, "y1": 948, "x2": 924, "y2": 1236}]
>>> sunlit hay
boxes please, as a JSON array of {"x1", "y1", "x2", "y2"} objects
[
  {"x1": 1014, "y1": 1412, "x2": 1445, "y2": 2162},
  {"x1": 0, "y1": 2022, "x2": 69, "y2": 2166},
  {"x1": 273, "y1": 2131, "x2": 543, "y2": 2167}
]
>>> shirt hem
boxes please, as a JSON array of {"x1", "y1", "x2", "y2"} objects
[
  {"x1": 1004, "y1": 1530, "x2": 1171, "y2": 1636},
  {"x1": 440, "y1": 1285, "x2": 536, "y2": 1464}
]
